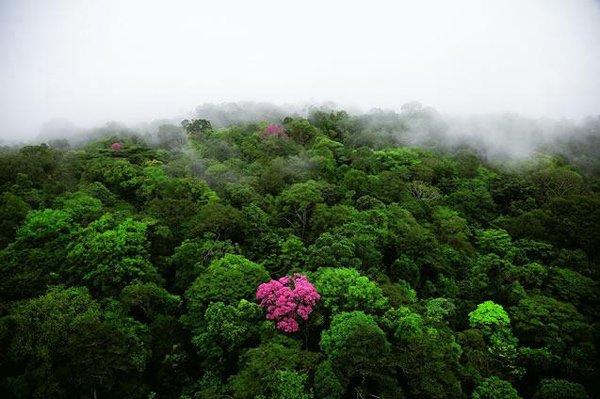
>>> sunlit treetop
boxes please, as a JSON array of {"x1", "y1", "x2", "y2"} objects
[{"x1": 468, "y1": 300, "x2": 510, "y2": 335}]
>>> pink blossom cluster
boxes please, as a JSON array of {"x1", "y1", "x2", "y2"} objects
[
  {"x1": 111, "y1": 142, "x2": 123, "y2": 150},
  {"x1": 262, "y1": 124, "x2": 289, "y2": 140},
  {"x1": 256, "y1": 274, "x2": 320, "y2": 333}
]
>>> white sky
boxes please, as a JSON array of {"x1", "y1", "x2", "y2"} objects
[{"x1": 1, "y1": 0, "x2": 600, "y2": 139}]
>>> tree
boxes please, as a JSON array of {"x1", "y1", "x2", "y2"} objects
[
  {"x1": 156, "y1": 124, "x2": 186, "y2": 151},
  {"x1": 284, "y1": 118, "x2": 320, "y2": 145},
  {"x1": 532, "y1": 378, "x2": 589, "y2": 399},
  {"x1": 1, "y1": 107, "x2": 600, "y2": 398},
  {"x1": 475, "y1": 229, "x2": 514, "y2": 256},
  {"x1": 510, "y1": 295, "x2": 592, "y2": 354},
  {"x1": 228, "y1": 341, "x2": 320, "y2": 399},
  {"x1": 185, "y1": 254, "x2": 270, "y2": 324},
  {"x1": 181, "y1": 119, "x2": 213, "y2": 141},
  {"x1": 187, "y1": 201, "x2": 243, "y2": 240},
  {"x1": 0, "y1": 286, "x2": 150, "y2": 398},
  {"x1": 80, "y1": 157, "x2": 140, "y2": 198},
  {"x1": 463, "y1": 254, "x2": 513, "y2": 301},
  {"x1": 54, "y1": 191, "x2": 103, "y2": 225},
  {"x1": 190, "y1": 299, "x2": 263, "y2": 366},
  {"x1": 545, "y1": 195, "x2": 600, "y2": 260},
  {"x1": 320, "y1": 311, "x2": 391, "y2": 395},
  {"x1": 306, "y1": 232, "x2": 361, "y2": 270},
  {"x1": 119, "y1": 282, "x2": 180, "y2": 322},
  {"x1": 432, "y1": 206, "x2": 473, "y2": 253},
  {"x1": 309, "y1": 109, "x2": 356, "y2": 141},
  {"x1": 469, "y1": 301, "x2": 510, "y2": 334},
  {"x1": 469, "y1": 301, "x2": 521, "y2": 378},
  {"x1": 314, "y1": 361, "x2": 345, "y2": 399},
  {"x1": 382, "y1": 307, "x2": 463, "y2": 399},
  {"x1": 0, "y1": 192, "x2": 31, "y2": 247},
  {"x1": 263, "y1": 235, "x2": 308, "y2": 276},
  {"x1": 510, "y1": 294, "x2": 597, "y2": 384},
  {"x1": 545, "y1": 267, "x2": 597, "y2": 312},
  {"x1": 425, "y1": 297, "x2": 456, "y2": 325},
  {"x1": 0, "y1": 208, "x2": 76, "y2": 300},
  {"x1": 256, "y1": 274, "x2": 320, "y2": 333},
  {"x1": 314, "y1": 267, "x2": 388, "y2": 314},
  {"x1": 532, "y1": 165, "x2": 583, "y2": 200},
  {"x1": 271, "y1": 370, "x2": 313, "y2": 399},
  {"x1": 169, "y1": 237, "x2": 239, "y2": 293},
  {"x1": 276, "y1": 180, "x2": 324, "y2": 239},
  {"x1": 65, "y1": 214, "x2": 159, "y2": 295},
  {"x1": 444, "y1": 184, "x2": 496, "y2": 225},
  {"x1": 408, "y1": 180, "x2": 442, "y2": 203},
  {"x1": 472, "y1": 376, "x2": 520, "y2": 399}
]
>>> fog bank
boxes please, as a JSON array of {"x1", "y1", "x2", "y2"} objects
[{"x1": 1, "y1": 0, "x2": 600, "y2": 140}]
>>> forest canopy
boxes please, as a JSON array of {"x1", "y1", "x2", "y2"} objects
[{"x1": 0, "y1": 107, "x2": 599, "y2": 399}]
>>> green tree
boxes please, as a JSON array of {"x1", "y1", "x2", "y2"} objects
[
  {"x1": 545, "y1": 267, "x2": 597, "y2": 312},
  {"x1": 1, "y1": 286, "x2": 150, "y2": 398},
  {"x1": 276, "y1": 180, "x2": 324, "y2": 239},
  {"x1": 510, "y1": 295, "x2": 592, "y2": 354},
  {"x1": 169, "y1": 237, "x2": 239, "y2": 293},
  {"x1": 314, "y1": 267, "x2": 388, "y2": 314},
  {"x1": 187, "y1": 201, "x2": 243, "y2": 240},
  {"x1": 228, "y1": 341, "x2": 319, "y2": 399},
  {"x1": 264, "y1": 235, "x2": 308, "y2": 275},
  {"x1": 469, "y1": 301, "x2": 521, "y2": 377},
  {"x1": 320, "y1": 311, "x2": 392, "y2": 396},
  {"x1": 0, "y1": 192, "x2": 31, "y2": 247},
  {"x1": 0, "y1": 209, "x2": 76, "y2": 300},
  {"x1": 306, "y1": 233, "x2": 361, "y2": 270},
  {"x1": 54, "y1": 191, "x2": 103, "y2": 225},
  {"x1": 271, "y1": 370, "x2": 313, "y2": 399},
  {"x1": 510, "y1": 295, "x2": 596, "y2": 383},
  {"x1": 284, "y1": 118, "x2": 320, "y2": 145},
  {"x1": 181, "y1": 118, "x2": 213, "y2": 141},
  {"x1": 475, "y1": 229, "x2": 514, "y2": 256},
  {"x1": 424, "y1": 297, "x2": 456, "y2": 325},
  {"x1": 185, "y1": 254, "x2": 269, "y2": 323},
  {"x1": 314, "y1": 361, "x2": 345, "y2": 399},
  {"x1": 469, "y1": 301, "x2": 510, "y2": 334},
  {"x1": 65, "y1": 214, "x2": 159, "y2": 295},
  {"x1": 532, "y1": 378, "x2": 589, "y2": 399},
  {"x1": 190, "y1": 300, "x2": 263, "y2": 369},
  {"x1": 381, "y1": 307, "x2": 462, "y2": 399},
  {"x1": 472, "y1": 376, "x2": 520, "y2": 399},
  {"x1": 432, "y1": 206, "x2": 473, "y2": 253},
  {"x1": 120, "y1": 282, "x2": 180, "y2": 322}
]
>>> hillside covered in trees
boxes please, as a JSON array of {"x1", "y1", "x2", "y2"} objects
[{"x1": 0, "y1": 108, "x2": 599, "y2": 399}]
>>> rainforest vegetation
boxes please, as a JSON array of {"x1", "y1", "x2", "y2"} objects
[{"x1": 0, "y1": 106, "x2": 599, "y2": 399}]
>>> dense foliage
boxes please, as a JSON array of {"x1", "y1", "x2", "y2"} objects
[{"x1": 0, "y1": 108, "x2": 599, "y2": 398}]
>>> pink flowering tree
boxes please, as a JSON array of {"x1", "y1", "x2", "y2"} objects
[
  {"x1": 256, "y1": 273, "x2": 320, "y2": 333},
  {"x1": 262, "y1": 124, "x2": 289, "y2": 140},
  {"x1": 111, "y1": 142, "x2": 123, "y2": 150}
]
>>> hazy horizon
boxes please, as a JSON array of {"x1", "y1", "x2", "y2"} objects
[{"x1": 1, "y1": 0, "x2": 600, "y2": 140}]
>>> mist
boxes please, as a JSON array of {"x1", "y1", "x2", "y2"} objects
[{"x1": 1, "y1": 0, "x2": 600, "y2": 142}]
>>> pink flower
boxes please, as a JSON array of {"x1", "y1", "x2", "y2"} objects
[
  {"x1": 256, "y1": 274, "x2": 320, "y2": 333},
  {"x1": 111, "y1": 142, "x2": 123, "y2": 150},
  {"x1": 261, "y1": 124, "x2": 289, "y2": 141},
  {"x1": 265, "y1": 124, "x2": 284, "y2": 135}
]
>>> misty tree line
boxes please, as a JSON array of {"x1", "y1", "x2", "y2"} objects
[{"x1": 0, "y1": 105, "x2": 599, "y2": 398}]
